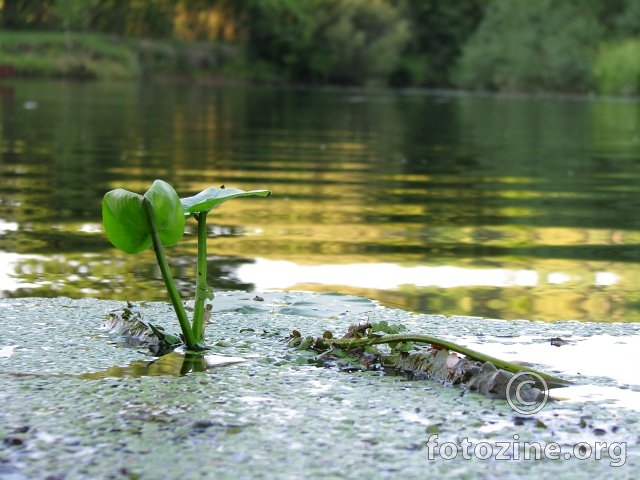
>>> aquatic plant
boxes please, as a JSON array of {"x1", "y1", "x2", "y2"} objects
[
  {"x1": 102, "y1": 179, "x2": 271, "y2": 350},
  {"x1": 290, "y1": 321, "x2": 571, "y2": 400}
]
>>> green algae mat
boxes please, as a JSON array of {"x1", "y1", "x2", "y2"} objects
[{"x1": 1, "y1": 292, "x2": 638, "y2": 479}]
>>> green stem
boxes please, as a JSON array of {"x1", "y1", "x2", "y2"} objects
[
  {"x1": 142, "y1": 197, "x2": 198, "y2": 349},
  {"x1": 191, "y1": 212, "x2": 211, "y2": 343},
  {"x1": 323, "y1": 334, "x2": 570, "y2": 387}
]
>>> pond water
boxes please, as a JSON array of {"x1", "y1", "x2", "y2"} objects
[{"x1": 1, "y1": 80, "x2": 640, "y2": 322}]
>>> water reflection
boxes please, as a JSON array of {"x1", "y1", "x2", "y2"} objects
[
  {"x1": 1, "y1": 81, "x2": 640, "y2": 322},
  {"x1": 241, "y1": 259, "x2": 623, "y2": 290},
  {"x1": 79, "y1": 351, "x2": 247, "y2": 379}
]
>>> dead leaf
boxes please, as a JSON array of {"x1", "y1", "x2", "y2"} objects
[{"x1": 446, "y1": 352, "x2": 460, "y2": 369}]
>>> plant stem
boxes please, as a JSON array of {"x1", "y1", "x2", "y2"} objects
[
  {"x1": 142, "y1": 197, "x2": 198, "y2": 349},
  {"x1": 320, "y1": 333, "x2": 570, "y2": 387},
  {"x1": 191, "y1": 212, "x2": 210, "y2": 343}
]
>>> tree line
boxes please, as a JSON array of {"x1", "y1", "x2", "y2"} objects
[{"x1": 2, "y1": 0, "x2": 639, "y2": 94}]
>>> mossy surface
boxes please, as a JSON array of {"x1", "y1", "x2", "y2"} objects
[{"x1": 0, "y1": 292, "x2": 638, "y2": 478}]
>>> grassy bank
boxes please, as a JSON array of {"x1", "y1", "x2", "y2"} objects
[
  {"x1": 2, "y1": 30, "x2": 639, "y2": 96},
  {"x1": 0, "y1": 31, "x2": 240, "y2": 81}
]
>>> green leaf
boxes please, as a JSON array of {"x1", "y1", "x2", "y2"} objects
[
  {"x1": 181, "y1": 186, "x2": 271, "y2": 215},
  {"x1": 298, "y1": 336, "x2": 314, "y2": 351},
  {"x1": 143, "y1": 180, "x2": 185, "y2": 247},
  {"x1": 102, "y1": 180, "x2": 185, "y2": 254},
  {"x1": 398, "y1": 341, "x2": 414, "y2": 352},
  {"x1": 102, "y1": 188, "x2": 150, "y2": 254},
  {"x1": 148, "y1": 322, "x2": 182, "y2": 345}
]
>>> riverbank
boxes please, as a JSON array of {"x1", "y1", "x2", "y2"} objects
[
  {"x1": 0, "y1": 31, "x2": 248, "y2": 83},
  {"x1": 1, "y1": 30, "x2": 639, "y2": 99}
]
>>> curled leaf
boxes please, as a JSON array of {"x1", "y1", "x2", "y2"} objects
[
  {"x1": 102, "y1": 180, "x2": 185, "y2": 254},
  {"x1": 102, "y1": 189, "x2": 149, "y2": 254},
  {"x1": 446, "y1": 352, "x2": 460, "y2": 369},
  {"x1": 143, "y1": 180, "x2": 185, "y2": 247}
]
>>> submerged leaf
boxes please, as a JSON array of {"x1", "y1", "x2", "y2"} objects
[
  {"x1": 181, "y1": 186, "x2": 271, "y2": 214},
  {"x1": 104, "y1": 306, "x2": 182, "y2": 355},
  {"x1": 104, "y1": 308, "x2": 157, "y2": 346}
]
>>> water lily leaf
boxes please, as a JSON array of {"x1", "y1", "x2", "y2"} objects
[
  {"x1": 143, "y1": 179, "x2": 185, "y2": 247},
  {"x1": 102, "y1": 180, "x2": 185, "y2": 254},
  {"x1": 181, "y1": 186, "x2": 271, "y2": 214},
  {"x1": 102, "y1": 188, "x2": 150, "y2": 254}
]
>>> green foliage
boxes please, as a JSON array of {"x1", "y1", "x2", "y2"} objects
[
  {"x1": 595, "y1": 0, "x2": 640, "y2": 39},
  {"x1": 0, "y1": 31, "x2": 139, "y2": 79},
  {"x1": 1, "y1": 0, "x2": 54, "y2": 29},
  {"x1": 593, "y1": 38, "x2": 640, "y2": 96},
  {"x1": 4, "y1": 0, "x2": 640, "y2": 93},
  {"x1": 393, "y1": 0, "x2": 486, "y2": 87},
  {"x1": 0, "y1": 30, "x2": 233, "y2": 80},
  {"x1": 236, "y1": 0, "x2": 410, "y2": 85},
  {"x1": 454, "y1": 0, "x2": 603, "y2": 92},
  {"x1": 124, "y1": 0, "x2": 175, "y2": 38},
  {"x1": 370, "y1": 321, "x2": 406, "y2": 335},
  {"x1": 52, "y1": 0, "x2": 101, "y2": 31},
  {"x1": 235, "y1": 0, "x2": 314, "y2": 78},
  {"x1": 308, "y1": 0, "x2": 410, "y2": 85},
  {"x1": 1, "y1": 0, "x2": 175, "y2": 37},
  {"x1": 369, "y1": 321, "x2": 412, "y2": 353}
]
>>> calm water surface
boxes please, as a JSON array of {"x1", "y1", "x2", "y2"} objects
[{"x1": 2, "y1": 80, "x2": 640, "y2": 322}]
